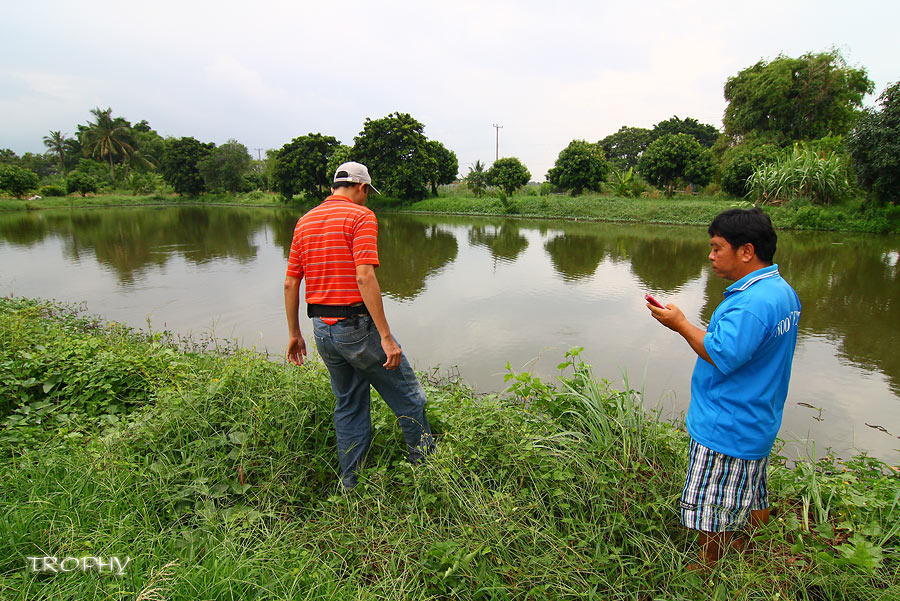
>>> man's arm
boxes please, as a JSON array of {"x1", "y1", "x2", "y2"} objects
[
  {"x1": 648, "y1": 303, "x2": 715, "y2": 366},
  {"x1": 284, "y1": 275, "x2": 307, "y2": 366},
  {"x1": 355, "y1": 264, "x2": 401, "y2": 370}
]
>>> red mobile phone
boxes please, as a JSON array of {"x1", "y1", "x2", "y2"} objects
[{"x1": 644, "y1": 293, "x2": 665, "y2": 309}]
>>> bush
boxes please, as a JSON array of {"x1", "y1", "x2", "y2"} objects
[
  {"x1": 38, "y1": 184, "x2": 67, "y2": 197},
  {"x1": 67, "y1": 171, "x2": 99, "y2": 197},
  {"x1": 719, "y1": 142, "x2": 783, "y2": 197},
  {"x1": 0, "y1": 164, "x2": 40, "y2": 198}
]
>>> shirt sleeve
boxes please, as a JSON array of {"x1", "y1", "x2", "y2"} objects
[
  {"x1": 285, "y1": 219, "x2": 305, "y2": 280},
  {"x1": 350, "y1": 211, "x2": 379, "y2": 267},
  {"x1": 703, "y1": 307, "x2": 768, "y2": 375}
]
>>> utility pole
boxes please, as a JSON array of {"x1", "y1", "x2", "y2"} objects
[
  {"x1": 254, "y1": 148, "x2": 263, "y2": 161},
  {"x1": 492, "y1": 124, "x2": 503, "y2": 161}
]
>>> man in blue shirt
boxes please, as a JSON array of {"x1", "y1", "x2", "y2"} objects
[{"x1": 648, "y1": 207, "x2": 801, "y2": 568}]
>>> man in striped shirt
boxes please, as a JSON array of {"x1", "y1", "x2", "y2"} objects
[
  {"x1": 647, "y1": 208, "x2": 801, "y2": 568},
  {"x1": 284, "y1": 162, "x2": 434, "y2": 490}
]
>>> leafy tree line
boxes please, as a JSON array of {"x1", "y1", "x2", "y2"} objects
[
  {"x1": 2, "y1": 109, "x2": 460, "y2": 203},
  {"x1": 270, "y1": 112, "x2": 458, "y2": 203},
  {"x1": 544, "y1": 49, "x2": 896, "y2": 206}
]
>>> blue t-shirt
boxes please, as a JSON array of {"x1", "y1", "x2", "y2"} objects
[{"x1": 686, "y1": 264, "x2": 801, "y2": 460}]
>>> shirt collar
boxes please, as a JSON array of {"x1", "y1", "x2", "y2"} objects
[
  {"x1": 724, "y1": 264, "x2": 780, "y2": 297},
  {"x1": 325, "y1": 194, "x2": 352, "y2": 203}
]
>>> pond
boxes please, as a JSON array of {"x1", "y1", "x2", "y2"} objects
[{"x1": 1, "y1": 206, "x2": 898, "y2": 463}]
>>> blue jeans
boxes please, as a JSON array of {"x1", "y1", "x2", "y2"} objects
[{"x1": 313, "y1": 316, "x2": 434, "y2": 489}]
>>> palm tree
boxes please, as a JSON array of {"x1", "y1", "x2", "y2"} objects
[
  {"x1": 43, "y1": 130, "x2": 68, "y2": 175},
  {"x1": 80, "y1": 107, "x2": 136, "y2": 186}
]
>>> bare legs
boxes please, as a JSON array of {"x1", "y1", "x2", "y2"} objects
[{"x1": 692, "y1": 507, "x2": 771, "y2": 569}]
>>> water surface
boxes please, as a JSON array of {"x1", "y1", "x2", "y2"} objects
[{"x1": 1, "y1": 206, "x2": 897, "y2": 462}]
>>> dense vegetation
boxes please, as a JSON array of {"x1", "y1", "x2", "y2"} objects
[
  {"x1": 1, "y1": 297, "x2": 898, "y2": 600},
  {"x1": 1, "y1": 48, "x2": 896, "y2": 228}
]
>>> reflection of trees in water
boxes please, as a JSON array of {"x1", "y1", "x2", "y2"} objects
[
  {"x1": 544, "y1": 233, "x2": 607, "y2": 281},
  {"x1": 468, "y1": 220, "x2": 528, "y2": 263},
  {"x1": 541, "y1": 221, "x2": 707, "y2": 289},
  {"x1": 0, "y1": 207, "x2": 270, "y2": 285},
  {"x1": 376, "y1": 215, "x2": 458, "y2": 300},
  {"x1": 699, "y1": 232, "x2": 900, "y2": 395}
]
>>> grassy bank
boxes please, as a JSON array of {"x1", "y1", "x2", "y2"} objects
[
  {"x1": 403, "y1": 190, "x2": 900, "y2": 234},
  {"x1": 1, "y1": 297, "x2": 899, "y2": 600},
  {"x1": 5, "y1": 189, "x2": 899, "y2": 234},
  {"x1": 0, "y1": 190, "x2": 287, "y2": 211}
]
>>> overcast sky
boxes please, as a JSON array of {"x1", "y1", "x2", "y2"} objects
[{"x1": 2, "y1": 0, "x2": 897, "y2": 181}]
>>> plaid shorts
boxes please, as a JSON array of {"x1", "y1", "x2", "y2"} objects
[{"x1": 681, "y1": 438, "x2": 769, "y2": 532}]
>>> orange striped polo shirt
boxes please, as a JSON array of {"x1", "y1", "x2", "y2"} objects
[{"x1": 286, "y1": 195, "x2": 379, "y2": 309}]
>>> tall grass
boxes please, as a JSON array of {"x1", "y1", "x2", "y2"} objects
[
  {"x1": 747, "y1": 147, "x2": 853, "y2": 205},
  {"x1": 1, "y1": 298, "x2": 898, "y2": 599}
]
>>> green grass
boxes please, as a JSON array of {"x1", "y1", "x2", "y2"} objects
[
  {"x1": 5, "y1": 188, "x2": 899, "y2": 233},
  {"x1": 1, "y1": 297, "x2": 899, "y2": 599},
  {"x1": 0, "y1": 190, "x2": 289, "y2": 211},
  {"x1": 403, "y1": 189, "x2": 900, "y2": 234}
]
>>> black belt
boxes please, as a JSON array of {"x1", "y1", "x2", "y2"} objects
[{"x1": 307, "y1": 303, "x2": 370, "y2": 318}]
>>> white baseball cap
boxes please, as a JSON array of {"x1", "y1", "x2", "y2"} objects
[{"x1": 333, "y1": 161, "x2": 380, "y2": 194}]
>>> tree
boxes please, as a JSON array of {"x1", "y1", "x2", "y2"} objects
[
  {"x1": 271, "y1": 133, "x2": 342, "y2": 201},
  {"x1": 351, "y1": 112, "x2": 432, "y2": 201},
  {"x1": 0, "y1": 164, "x2": 40, "y2": 198},
  {"x1": 79, "y1": 107, "x2": 136, "y2": 186},
  {"x1": 719, "y1": 141, "x2": 783, "y2": 197},
  {"x1": 425, "y1": 140, "x2": 458, "y2": 195},
  {"x1": 161, "y1": 137, "x2": 214, "y2": 196},
  {"x1": 650, "y1": 116, "x2": 719, "y2": 147},
  {"x1": 43, "y1": 131, "x2": 69, "y2": 175},
  {"x1": 638, "y1": 133, "x2": 714, "y2": 196},
  {"x1": 546, "y1": 140, "x2": 610, "y2": 195},
  {"x1": 66, "y1": 171, "x2": 99, "y2": 197},
  {"x1": 723, "y1": 50, "x2": 874, "y2": 145},
  {"x1": 599, "y1": 126, "x2": 652, "y2": 170},
  {"x1": 198, "y1": 139, "x2": 252, "y2": 193},
  {"x1": 847, "y1": 81, "x2": 900, "y2": 205},
  {"x1": 466, "y1": 160, "x2": 488, "y2": 196},
  {"x1": 487, "y1": 157, "x2": 531, "y2": 197}
]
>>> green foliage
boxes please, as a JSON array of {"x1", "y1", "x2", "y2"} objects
[
  {"x1": 747, "y1": 146, "x2": 853, "y2": 205},
  {"x1": 270, "y1": 133, "x2": 342, "y2": 201},
  {"x1": 720, "y1": 141, "x2": 783, "y2": 197},
  {"x1": 65, "y1": 171, "x2": 98, "y2": 197},
  {"x1": 486, "y1": 156, "x2": 531, "y2": 198},
  {"x1": 42, "y1": 130, "x2": 69, "y2": 175},
  {"x1": 197, "y1": 139, "x2": 252, "y2": 193},
  {"x1": 1, "y1": 300, "x2": 898, "y2": 599},
  {"x1": 464, "y1": 160, "x2": 488, "y2": 197},
  {"x1": 599, "y1": 125, "x2": 652, "y2": 170},
  {"x1": 847, "y1": 81, "x2": 900, "y2": 206},
  {"x1": 639, "y1": 133, "x2": 714, "y2": 196},
  {"x1": 126, "y1": 171, "x2": 168, "y2": 195},
  {"x1": 79, "y1": 107, "x2": 136, "y2": 186},
  {"x1": 0, "y1": 164, "x2": 40, "y2": 198},
  {"x1": 651, "y1": 115, "x2": 720, "y2": 147},
  {"x1": 425, "y1": 139, "x2": 459, "y2": 196},
  {"x1": 38, "y1": 184, "x2": 67, "y2": 197},
  {"x1": 546, "y1": 139, "x2": 610, "y2": 195},
  {"x1": 607, "y1": 167, "x2": 638, "y2": 197},
  {"x1": 724, "y1": 50, "x2": 874, "y2": 145},
  {"x1": 351, "y1": 112, "x2": 433, "y2": 201},
  {"x1": 162, "y1": 137, "x2": 214, "y2": 197}
]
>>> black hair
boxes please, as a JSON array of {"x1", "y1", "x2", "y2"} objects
[
  {"x1": 707, "y1": 207, "x2": 777, "y2": 263},
  {"x1": 332, "y1": 181, "x2": 358, "y2": 190}
]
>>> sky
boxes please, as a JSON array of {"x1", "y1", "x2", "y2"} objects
[{"x1": 2, "y1": 0, "x2": 898, "y2": 182}]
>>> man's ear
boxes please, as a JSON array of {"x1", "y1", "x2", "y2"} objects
[{"x1": 740, "y1": 242, "x2": 756, "y2": 262}]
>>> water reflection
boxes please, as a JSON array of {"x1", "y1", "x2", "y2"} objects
[
  {"x1": 376, "y1": 215, "x2": 458, "y2": 300},
  {"x1": 468, "y1": 221, "x2": 529, "y2": 264},
  {"x1": 1, "y1": 207, "x2": 898, "y2": 460}
]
